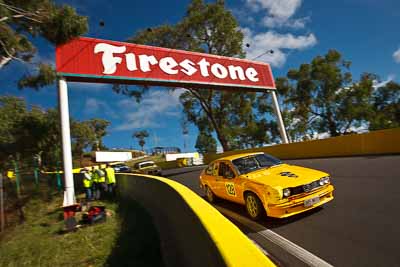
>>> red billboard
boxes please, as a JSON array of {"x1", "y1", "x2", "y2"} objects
[{"x1": 56, "y1": 37, "x2": 275, "y2": 91}]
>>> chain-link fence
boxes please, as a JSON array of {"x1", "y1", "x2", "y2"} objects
[{"x1": 0, "y1": 165, "x2": 85, "y2": 232}]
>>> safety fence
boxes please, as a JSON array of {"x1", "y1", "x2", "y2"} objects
[
  {"x1": 0, "y1": 171, "x2": 86, "y2": 232},
  {"x1": 117, "y1": 173, "x2": 275, "y2": 267},
  {"x1": 0, "y1": 172, "x2": 58, "y2": 231},
  {"x1": 204, "y1": 128, "x2": 400, "y2": 163}
]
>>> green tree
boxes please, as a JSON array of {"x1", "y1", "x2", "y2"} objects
[
  {"x1": 277, "y1": 50, "x2": 373, "y2": 138},
  {"x1": 127, "y1": 0, "x2": 270, "y2": 152},
  {"x1": 133, "y1": 130, "x2": 149, "y2": 151},
  {"x1": 71, "y1": 120, "x2": 96, "y2": 165},
  {"x1": 0, "y1": 96, "x2": 62, "y2": 169},
  {"x1": 0, "y1": 0, "x2": 88, "y2": 89},
  {"x1": 37, "y1": 108, "x2": 62, "y2": 167},
  {"x1": 0, "y1": 96, "x2": 111, "y2": 169},
  {"x1": 369, "y1": 81, "x2": 400, "y2": 130},
  {"x1": 87, "y1": 119, "x2": 110, "y2": 151},
  {"x1": 195, "y1": 131, "x2": 217, "y2": 154}
]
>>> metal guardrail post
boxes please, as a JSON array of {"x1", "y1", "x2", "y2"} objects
[
  {"x1": 0, "y1": 173, "x2": 5, "y2": 232},
  {"x1": 12, "y1": 160, "x2": 21, "y2": 198},
  {"x1": 34, "y1": 168, "x2": 39, "y2": 190}
]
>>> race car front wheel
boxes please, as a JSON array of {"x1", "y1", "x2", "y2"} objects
[{"x1": 245, "y1": 192, "x2": 264, "y2": 220}]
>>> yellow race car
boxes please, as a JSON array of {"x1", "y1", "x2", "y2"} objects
[{"x1": 199, "y1": 152, "x2": 334, "y2": 220}]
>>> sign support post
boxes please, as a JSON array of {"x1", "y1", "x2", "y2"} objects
[
  {"x1": 271, "y1": 91, "x2": 289, "y2": 144},
  {"x1": 58, "y1": 77, "x2": 76, "y2": 209}
]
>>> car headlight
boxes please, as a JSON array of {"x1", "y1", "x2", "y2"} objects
[
  {"x1": 320, "y1": 176, "x2": 330, "y2": 185},
  {"x1": 283, "y1": 188, "x2": 291, "y2": 198}
]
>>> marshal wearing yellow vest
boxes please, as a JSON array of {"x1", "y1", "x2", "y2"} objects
[{"x1": 105, "y1": 164, "x2": 116, "y2": 197}]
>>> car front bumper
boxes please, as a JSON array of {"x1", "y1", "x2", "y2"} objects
[{"x1": 267, "y1": 184, "x2": 334, "y2": 218}]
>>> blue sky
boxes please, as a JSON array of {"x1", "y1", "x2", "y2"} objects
[{"x1": 1, "y1": 0, "x2": 399, "y2": 152}]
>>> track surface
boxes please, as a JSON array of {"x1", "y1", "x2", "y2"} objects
[{"x1": 162, "y1": 155, "x2": 400, "y2": 267}]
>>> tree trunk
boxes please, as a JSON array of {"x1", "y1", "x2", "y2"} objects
[
  {"x1": 213, "y1": 126, "x2": 230, "y2": 152},
  {"x1": 188, "y1": 89, "x2": 231, "y2": 152},
  {"x1": 326, "y1": 110, "x2": 339, "y2": 136}
]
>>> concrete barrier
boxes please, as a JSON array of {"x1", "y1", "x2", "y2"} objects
[
  {"x1": 117, "y1": 174, "x2": 275, "y2": 267},
  {"x1": 205, "y1": 128, "x2": 400, "y2": 163},
  {"x1": 156, "y1": 160, "x2": 178, "y2": 170}
]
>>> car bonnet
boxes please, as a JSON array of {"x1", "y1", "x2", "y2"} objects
[{"x1": 242, "y1": 164, "x2": 329, "y2": 188}]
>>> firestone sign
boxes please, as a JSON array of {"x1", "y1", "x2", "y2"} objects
[{"x1": 56, "y1": 37, "x2": 275, "y2": 91}]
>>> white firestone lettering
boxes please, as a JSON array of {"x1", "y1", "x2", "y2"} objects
[
  {"x1": 211, "y1": 63, "x2": 228, "y2": 79},
  {"x1": 180, "y1": 59, "x2": 197, "y2": 76},
  {"x1": 197, "y1": 58, "x2": 210, "y2": 77},
  {"x1": 228, "y1": 65, "x2": 246, "y2": 80},
  {"x1": 94, "y1": 43, "x2": 126, "y2": 74},
  {"x1": 245, "y1": 67, "x2": 259, "y2": 82},
  {"x1": 125, "y1": 53, "x2": 137, "y2": 71},
  {"x1": 159, "y1": 57, "x2": 178, "y2": 75},
  {"x1": 94, "y1": 44, "x2": 261, "y2": 83},
  {"x1": 138, "y1": 54, "x2": 158, "y2": 72}
]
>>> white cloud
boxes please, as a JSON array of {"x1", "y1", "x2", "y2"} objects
[
  {"x1": 373, "y1": 74, "x2": 395, "y2": 89},
  {"x1": 242, "y1": 28, "x2": 317, "y2": 66},
  {"x1": 246, "y1": 0, "x2": 308, "y2": 29},
  {"x1": 113, "y1": 89, "x2": 186, "y2": 131},
  {"x1": 393, "y1": 48, "x2": 400, "y2": 63},
  {"x1": 84, "y1": 97, "x2": 117, "y2": 118},
  {"x1": 85, "y1": 98, "x2": 101, "y2": 111}
]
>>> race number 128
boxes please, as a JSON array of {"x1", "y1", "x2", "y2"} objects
[{"x1": 225, "y1": 182, "x2": 236, "y2": 196}]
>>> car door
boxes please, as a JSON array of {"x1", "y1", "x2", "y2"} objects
[
  {"x1": 217, "y1": 161, "x2": 239, "y2": 201},
  {"x1": 202, "y1": 162, "x2": 220, "y2": 194}
]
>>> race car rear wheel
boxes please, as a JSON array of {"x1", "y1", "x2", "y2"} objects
[
  {"x1": 245, "y1": 192, "x2": 264, "y2": 220},
  {"x1": 205, "y1": 186, "x2": 216, "y2": 203}
]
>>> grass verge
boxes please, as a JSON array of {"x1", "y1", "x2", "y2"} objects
[{"x1": 0, "y1": 193, "x2": 120, "y2": 267}]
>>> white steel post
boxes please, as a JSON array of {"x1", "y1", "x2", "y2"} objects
[
  {"x1": 58, "y1": 77, "x2": 76, "y2": 206},
  {"x1": 271, "y1": 90, "x2": 289, "y2": 144}
]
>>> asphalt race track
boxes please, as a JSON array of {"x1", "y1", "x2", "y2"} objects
[{"x1": 162, "y1": 155, "x2": 400, "y2": 267}]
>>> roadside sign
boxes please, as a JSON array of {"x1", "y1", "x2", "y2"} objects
[{"x1": 56, "y1": 37, "x2": 276, "y2": 91}]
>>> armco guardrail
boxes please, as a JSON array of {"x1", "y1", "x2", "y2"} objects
[
  {"x1": 205, "y1": 128, "x2": 400, "y2": 163},
  {"x1": 117, "y1": 174, "x2": 275, "y2": 267}
]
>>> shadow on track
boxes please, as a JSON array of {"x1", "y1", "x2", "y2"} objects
[
  {"x1": 213, "y1": 198, "x2": 324, "y2": 230},
  {"x1": 106, "y1": 197, "x2": 164, "y2": 267}
]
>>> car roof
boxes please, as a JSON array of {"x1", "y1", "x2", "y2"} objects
[{"x1": 214, "y1": 152, "x2": 264, "y2": 162}]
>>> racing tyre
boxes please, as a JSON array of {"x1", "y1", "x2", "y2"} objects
[
  {"x1": 205, "y1": 186, "x2": 217, "y2": 203},
  {"x1": 245, "y1": 192, "x2": 264, "y2": 220}
]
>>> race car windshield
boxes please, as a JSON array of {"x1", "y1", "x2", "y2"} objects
[{"x1": 232, "y1": 153, "x2": 282, "y2": 174}]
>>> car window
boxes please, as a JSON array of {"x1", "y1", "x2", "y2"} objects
[
  {"x1": 205, "y1": 163, "x2": 214, "y2": 175},
  {"x1": 212, "y1": 163, "x2": 219, "y2": 176},
  {"x1": 255, "y1": 153, "x2": 281, "y2": 167},
  {"x1": 232, "y1": 157, "x2": 259, "y2": 174},
  {"x1": 218, "y1": 162, "x2": 235, "y2": 178},
  {"x1": 232, "y1": 153, "x2": 281, "y2": 174}
]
